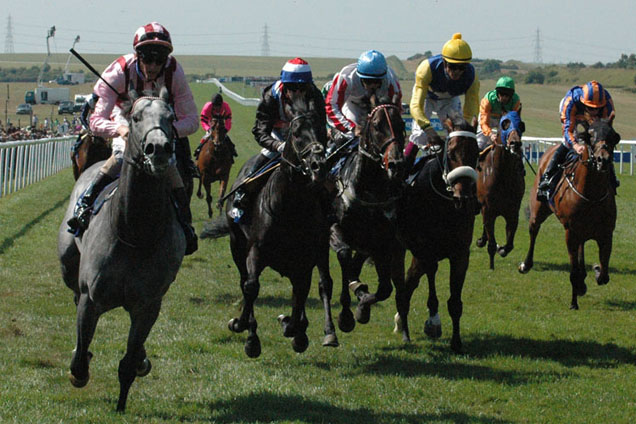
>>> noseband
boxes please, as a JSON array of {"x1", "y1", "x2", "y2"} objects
[
  {"x1": 359, "y1": 104, "x2": 403, "y2": 170},
  {"x1": 440, "y1": 130, "x2": 479, "y2": 189}
]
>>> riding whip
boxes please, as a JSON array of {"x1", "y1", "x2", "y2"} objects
[{"x1": 70, "y1": 48, "x2": 124, "y2": 99}]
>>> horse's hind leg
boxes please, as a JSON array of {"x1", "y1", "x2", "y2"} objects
[
  {"x1": 279, "y1": 272, "x2": 311, "y2": 353},
  {"x1": 69, "y1": 293, "x2": 98, "y2": 389},
  {"x1": 594, "y1": 234, "x2": 612, "y2": 286},
  {"x1": 423, "y1": 262, "x2": 441, "y2": 340},
  {"x1": 483, "y1": 210, "x2": 497, "y2": 270},
  {"x1": 216, "y1": 177, "x2": 229, "y2": 215},
  {"x1": 393, "y1": 250, "x2": 424, "y2": 343},
  {"x1": 204, "y1": 180, "x2": 214, "y2": 218},
  {"x1": 116, "y1": 302, "x2": 161, "y2": 412},
  {"x1": 519, "y1": 200, "x2": 551, "y2": 274},
  {"x1": 498, "y1": 209, "x2": 519, "y2": 258}
]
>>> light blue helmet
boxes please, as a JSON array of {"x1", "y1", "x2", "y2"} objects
[{"x1": 356, "y1": 50, "x2": 387, "y2": 79}]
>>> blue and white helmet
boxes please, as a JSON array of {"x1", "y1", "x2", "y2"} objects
[
  {"x1": 356, "y1": 50, "x2": 387, "y2": 79},
  {"x1": 280, "y1": 57, "x2": 313, "y2": 84}
]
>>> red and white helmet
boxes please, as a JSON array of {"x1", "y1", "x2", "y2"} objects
[{"x1": 132, "y1": 22, "x2": 173, "y2": 53}]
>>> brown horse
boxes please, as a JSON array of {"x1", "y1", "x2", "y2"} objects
[
  {"x1": 393, "y1": 114, "x2": 480, "y2": 353},
  {"x1": 476, "y1": 111, "x2": 526, "y2": 269},
  {"x1": 70, "y1": 130, "x2": 112, "y2": 180},
  {"x1": 196, "y1": 115, "x2": 234, "y2": 218},
  {"x1": 518, "y1": 116, "x2": 620, "y2": 310}
]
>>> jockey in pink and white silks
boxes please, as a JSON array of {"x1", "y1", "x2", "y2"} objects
[
  {"x1": 67, "y1": 22, "x2": 199, "y2": 254},
  {"x1": 325, "y1": 50, "x2": 402, "y2": 153}
]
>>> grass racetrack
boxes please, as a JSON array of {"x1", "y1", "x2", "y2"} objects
[{"x1": 2, "y1": 82, "x2": 636, "y2": 423}]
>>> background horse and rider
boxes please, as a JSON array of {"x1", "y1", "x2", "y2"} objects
[
  {"x1": 393, "y1": 114, "x2": 480, "y2": 353},
  {"x1": 70, "y1": 131, "x2": 112, "y2": 180},
  {"x1": 476, "y1": 111, "x2": 526, "y2": 269},
  {"x1": 196, "y1": 113, "x2": 234, "y2": 218},
  {"x1": 519, "y1": 115, "x2": 620, "y2": 310},
  {"x1": 57, "y1": 87, "x2": 187, "y2": 412}
]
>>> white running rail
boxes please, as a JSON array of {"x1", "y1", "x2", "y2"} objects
[{"x1": 0, "y1": 136, "x2": 75, "y2": 198}]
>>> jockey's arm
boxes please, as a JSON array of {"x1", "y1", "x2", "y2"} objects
[
  {"x1": 479, "y1": 96, "x2": 493, "y2": 137},
  {"x1": 252, "y1": 94, "x2": 283, "y2": 152},
  {"x1": 200, "y1": 102, "x2": 212, "y2": 132},
  {"x1": 325, "y1": 72, "x2": 356, "y2": 135},
  {"x1": 89, "y1": 60, "x2": 127, "y2": 139},
  {"x1": 170, "y1": 65, "x2": 199, "y2": 138},
  {"x1": 410, "y1": 60, "x2": 433, "y2": 130}
]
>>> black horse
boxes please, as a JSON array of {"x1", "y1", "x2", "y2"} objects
[
  {"x1": 226, "y1": 95, "x2": 332, "y2": 357},
  {"x1": 57, "y1": 87, "x2": 186, "y2": 412},
  {"x1": 323, "y1": 95, "x2": 406, "y2": 333},
  {"x1": 393, "y1": 114, "x2": 480, "y2": 353}
]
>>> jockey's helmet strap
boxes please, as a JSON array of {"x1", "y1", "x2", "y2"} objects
[{"x1": 448, "y1": 131, "x2": 477, "y2": 139}]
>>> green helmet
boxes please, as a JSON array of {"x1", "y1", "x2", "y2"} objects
[{"x1": 496, "y1": 76, "x2": 515, "y2": 92}]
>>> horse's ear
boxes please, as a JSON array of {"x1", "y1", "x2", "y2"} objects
[
  {"x1": 443, "y1": 118, "x2": 453, "y2": 133},
  {"x1": 607, "y1": 110, "x2": 616, "y2": 126},
  {"x1": 369, "y1": 94, "x2": 378, "y2": 109},
  {"x1": 470, "y1": 116, "x2": 478, "y2": 131},
  {"x1": 128, "y1": 89, "x2": 139, "y2": 102},
  {"x1": 159, "y1": 86, "x2": 170, "y2": 103},
  {"x1": 519, "y1": 121, "x2": 526, "y2": 134},
  {"x1": 392, "y1": 94, "x2": 399, "y2": 106}
]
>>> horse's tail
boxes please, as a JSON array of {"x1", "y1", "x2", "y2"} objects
[{"x1": 200, "y1": 216, "x2": 230, "y2": 239}]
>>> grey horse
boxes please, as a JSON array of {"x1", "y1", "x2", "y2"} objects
[{"x1": 57, "y1": 87, "x2": 185, "y2": 412}]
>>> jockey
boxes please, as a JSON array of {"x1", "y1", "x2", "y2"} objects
[
  {"x1": 477, "y1": 76, "x2": 522, "y2": 150},
  {"x1": 66, "y1": 22, "x2": 199, "y2": 254},
  {"x1": 229, "y1": 57, "x2": 327, "y2": 221},
  {"x1": 537, "y1": 80, "x2": 617, "y2": 201},
  {"x1": 405, "y1": 33, "x2": 480, "y2": 163},
  {"x1": 194, "y1": 93, "x2": 238, "y2": 160},
  {"x1": 325, "y1": 49, "x2": 402, "y2": 153}
]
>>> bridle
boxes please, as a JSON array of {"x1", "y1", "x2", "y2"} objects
[
  {"x1": 280, "y1": 113, "x2": 324, "y2": 176},
  {"x1": 359, "y1": 104, "x2": 403, "y2": 170},
  {"x1": 126, "y1": 96, "x2": 174, "y2": 174},
  {"x1": 437, "y1": 130, "x2": 479, "y2": 191}
]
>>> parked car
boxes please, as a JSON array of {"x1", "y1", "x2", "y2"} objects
[
  {"x1": 58, "y1": 101, "x2": 74, "y2": 115},
  {"x1": 16, "y1": 103, "x2": 32, "y2": 115}
]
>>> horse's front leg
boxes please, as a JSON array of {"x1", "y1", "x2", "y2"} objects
[
  {"x1": 519, "y1": 197, "x2": 551, "y2": 274},
  {"x1": 594, "y1": 234, "x2": 612, "y2": 286},
  {"x1": 216, "y1": 176, "x2": 229, "y2": 215},
  {"x1": 393, "y1": 250, "x2": 425, "y2": 343},
  {"x1": 316, "y1": 243, "x2": 338, "y2": 347},
  {"x1": 228, "y1": 245, "x2": 263, "y2": 358},
  {"x1": 483, "y1": 209, "x2": 498, "y2": 270},
  {"x1": 330, "y1": 224, "x2": 356, "y2": 332},
  {"x1": 116, "y1": 301, "x2": 161, "y2": 412},
  {"x1": 279, "y1": 271, "x2": 311, "y2": 353},
  {"x1": 69, "y1": 293, "x2": 98, "y2": 389},
  {"x1": 475, "y1": 209, "x2": 488, "y2": 248},
  {"x1": 354, "y1": 250, "x2": 394, "y2": 325},
  {"x1": 424, "y1": 261, "x2": 441, "y2": 339},
  {"x1": 498, "y1": 209, "x2": 519, "y2": 258},
  {"x1": 204, "y1": 179, "x2": 213, "y2": 218},
  {"x1": 448, "y1": 252, "x2": 469, "y2": 353},
  {"x1": 566, "y1": 231, "x2": 586, "y2": 310}
]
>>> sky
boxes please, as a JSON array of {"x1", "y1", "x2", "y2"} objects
[{"x1": 3, "y1": 0, "x2": 635, "y2": 65}]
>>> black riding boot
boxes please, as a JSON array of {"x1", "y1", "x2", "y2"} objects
[
  {"x1": 193, "y1": 143, "x2": 204, "y2": 160},
  {"x1": 537, "y1": 144, "x2": 568, "y2": 201},
  {"x1": 229, "y1": 154, "x2": 270, "y2": 222},
  {"x1": 226, "y1": 135, "x2": 238, "y2": 157},
  {"x1": 173, "y1": 187, "x2": 198, "y2": 255},
  {"x1": 67, "y1": 172, "x2": 116, "y2": 234}
]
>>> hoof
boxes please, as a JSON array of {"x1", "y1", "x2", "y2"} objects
[
  {"x1": 518, "y1": 262, "x2": 531, "y2": 274},
  {"x1": 136, "y1": 357, "x2": 152, "y2": 377},
  {"x1": 570, "y1": 303, "x2": 579, "y2": 310},
  {"x1": 497, "y1": 244, "x2": 510, "y2": 257},
  {"x1": 338, "y1": 309, "x2": 356, "y2": 333},
  {"x1": 594, "y1": 265, "x2": 609, "y2": 286},
  {"x1": 245, "y1": 334, "x2": 261, "y2": 358},
  {"x1": 348, "y1": 281, "x2": 368, "y2": 295},
  {"x1": 575, "y1": 283, "x2": 587, "y2": 297},
  {"x1": 69, "y1": 372, "x2": 89, "y2": 388},
  {"x1": 355, "y1": 302, "x2": 371, "y2": 324},
  {"x1": 476, "y1": 237, "x2": 486, "y2": 248},
  {"x1": 424, "y1": 319, "x2": 442, "y2": 339},
  {"x1": 322, "y1": 333, "x2": 339, "y2": 347},
  {"x1": 292, "y1": 333, "x2": 309, "y2": 353},
  {"x1": 451, "y1": 338, "x2": 463, "y2": 354},
  {"x1": 278, "y1": 314, "x2": 295, "y2": 338}
]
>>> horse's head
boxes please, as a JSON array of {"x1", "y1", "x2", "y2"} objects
[
  {"x1": 126, "y1": 87, "x2": 175, "y2": 175},
  {"x1": 210, "y1": 114, "x2": 227, "y2": 144},
  {"x1": 359, "y1": 94, "x2": 406, "y2": 181},
  {"x1": 282, "y1": 96, "x2": 327, "y2": 184},
  {"x1": 441, "y1": 113, "x2": 479, "y2": 209},
  {"x1": 499, "y1": 111, "x2": 525, "y2": 156},
  {"x1": 575, "y1": 112, "x2": 620, "y2": 173}
]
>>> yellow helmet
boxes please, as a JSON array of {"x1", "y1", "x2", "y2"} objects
[{"x1": 442, "y1": 33, "x2": 472, "y2": 64}]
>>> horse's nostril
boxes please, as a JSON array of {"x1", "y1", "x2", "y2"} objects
[{"x1": 144, "y1": 144, "x2": 155, "y2": 155}]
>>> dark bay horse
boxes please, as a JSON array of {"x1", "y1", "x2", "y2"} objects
[
  {"x1": 196, "y1": 114, "x2": 234, "y2": 218},
  {"x1": 476, "y1": 111, "x2": 526, "y2": 269},
  {"x1": 71, "y1": 131, "x2": 112, "y2": 180},
  {"x1": 393, "y1": 115, "x2": 480, "y2": 353},
  {"x1": 519, "y1": 116, "x2": 620, "y2": 309},
  {"x1": 57, "y1": 87, "x2": 186, "y2": 412},
  {"x1": 226, "y1": 95, "x2": 331, "y2": 357},
  {"x1": 324, "y1": 95, "x2": 406, "y2": 333}
]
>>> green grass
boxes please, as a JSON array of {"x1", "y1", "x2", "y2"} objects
[{"x1": 2, "y1": 83, "x2": 636, "y2": 423}]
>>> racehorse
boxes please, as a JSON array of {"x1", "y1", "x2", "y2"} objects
[
  {"x1": 196, "y1": 114, "x2": 234, "y2": 218},
  {"x1": 518, "y1": 116, "x2": 620, "y2": 310},
  {"x1": 57, "y1": 87, "x2": 186, "y2": 412},
  {"x1": 393, "y1": 114, "x2": 479, "y2": 353},
  {"x1": 71, "y1": 130, "x2": 112, "y2": 180},
  {"x1": 226, "y1": 95, "x2": 331, "y2": 357},
  {"x1": 476, "y1": 111, "x2": 526, "y2": 269},
  {"x1": 324, "y1": 94, "x2": 406, "y2": 333}
]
